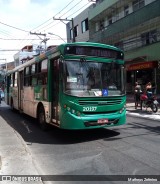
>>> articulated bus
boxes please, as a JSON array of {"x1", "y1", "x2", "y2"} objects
[{"x1": 5, "y1": 42, "x2": 126, "y2": 130}]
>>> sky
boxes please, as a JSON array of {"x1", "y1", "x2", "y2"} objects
[{"x1": 0, "y1": 0, "x2": 93, "y2": 64}]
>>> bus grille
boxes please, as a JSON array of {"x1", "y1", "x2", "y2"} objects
[{"x1": 78, "y1": 98, "x2": 122, "y2": 106}]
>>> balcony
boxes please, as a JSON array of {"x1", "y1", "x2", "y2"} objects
[
  {"x1": 89, "y1": 0, "x2": 160, "y2": 43},
  {"x1": 89, "y1": 0, "x2": 119, "y2": 21}
]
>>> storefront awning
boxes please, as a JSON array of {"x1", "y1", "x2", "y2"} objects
[{"x1": 126, "y1": 61, "x2": 158, "y2": 71}]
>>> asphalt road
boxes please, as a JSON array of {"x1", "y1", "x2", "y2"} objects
[{"x1": 1, "y1": 103, "x2": 160, "y2": 184}]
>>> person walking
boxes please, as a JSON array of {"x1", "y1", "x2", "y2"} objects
[
  {"x1": 134, "y1": 82, "x2": 142, "y2": 109},
  {"x1": 0, "y1": 88, "x2": 1, "y2": 105}
]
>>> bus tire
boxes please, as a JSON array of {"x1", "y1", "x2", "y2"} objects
[{"x1": 38, "y1": 105, "x2": 48, "y2": 131}]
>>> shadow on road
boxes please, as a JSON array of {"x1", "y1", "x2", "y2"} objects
[{"x1": 0, "y1": 105, "x2": 120, "y2": 145}]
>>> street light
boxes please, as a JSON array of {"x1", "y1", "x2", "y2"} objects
[{"x1": 48, "y1": 32, "x2": 66, "y2": 43}]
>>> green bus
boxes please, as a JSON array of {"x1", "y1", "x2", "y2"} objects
[{"x1": 5, "y1": 42, "x2": 126, "y2": 130}]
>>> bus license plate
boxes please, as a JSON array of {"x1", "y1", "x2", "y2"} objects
[{"x1": 98, "y1": 119, "x2": 108, "y2": 124}]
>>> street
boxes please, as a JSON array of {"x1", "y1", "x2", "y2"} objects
[{"x1": 0, "y1": 102, "x2": 160, "y2": 183}]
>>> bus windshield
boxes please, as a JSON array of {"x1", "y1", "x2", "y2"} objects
[{"x1": 64, "y1": 60, "x2": 125, "y2": 97}]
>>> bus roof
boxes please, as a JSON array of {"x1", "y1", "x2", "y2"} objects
[
  {"x1": 58, "y1": 42, "x2": 123, "y2": 52},
  {"x1": 6, "y1": 42, "x2": 123, "y2": 74}
]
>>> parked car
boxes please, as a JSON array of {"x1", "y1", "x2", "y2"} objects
[{"x1": 0, "y1": 89, "x2": 4, "y2": 100}]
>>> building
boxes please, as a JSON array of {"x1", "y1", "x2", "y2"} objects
[
  {"x1": 66, "y1": 4, "x2": 94, "y2": 43},
  {"x1": 0, "y1": 61, "x2": 15, "y2": 90},
  {"x1": 88, "y1": 0, "x2": 160, "y2": 93},
  {"x1": 14, "y1": 44, "x2": 45, "y2": 67}
]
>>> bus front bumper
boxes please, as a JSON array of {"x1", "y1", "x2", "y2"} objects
[{"x1": 60, "y1": 109, "x2": 126, "y2": 130}]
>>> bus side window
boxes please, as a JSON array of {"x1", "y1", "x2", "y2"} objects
[
  {"x1": 37, "y1": 76, "x2": 43, "y2": 85},
  {"x1": 43, "y1": 73, "x2": 47, "y2": 85},
  {"x1": 31, "y1": 76, "x2": 37, "y2": 86},
  {"x1": 37, "y1": 73, "x2": 47, "y2": 85}
]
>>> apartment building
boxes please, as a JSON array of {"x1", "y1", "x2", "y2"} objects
[
  {"x1": 88, "y1": 0, "x2": 160, "y2": 93},
  {"x1": 66, "y1": 5, "x2": 94, "y2": 43}
]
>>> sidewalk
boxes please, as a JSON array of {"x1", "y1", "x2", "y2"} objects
[
  {"x1": 0, "y1": 103, "x2": 43, "y2": 183},
  {"x1": 126, "y1": 94, "x2": 160, "y2": 121}
]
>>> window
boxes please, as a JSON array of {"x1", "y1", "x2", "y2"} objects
[
  {"x1": 37, "y1": 73, "x2": 47, "y2": 85},
  {"x1": 141, "y1": 30, "x2": 157, "y2": 46},
  {"x1": 81, "y1": 18, "x2": 88, "y2": 33},
  {"x1": 74, "y1": 25, "x2": 78, "y2": 37},
  {"x1": 25, "y1": 67, "x2": 30, "y2": 75},
  {"x1": 150, "y1": 30, "x2": 157, "y2": 43},
  {"x1": 99, "y1": 20, "x2": 104, "y2": 31},
  {"x1": 124, "y1": 5, "x2": 129, "y2": 16},
  {"x1": 10, "y1": 74, "x2": 13, "y2": 87},
  {"x1": 31, "y1": 77, "x2": 37, "y2": 86},
  {"x1": 133, "y1": 0, "x2": 145, "y2": 12},
  {"x1": 41, "y1": 59, "x2": 48, "y2": 72},
  {"x1": 24, "y1": 66, "x2": 31, "y2": 86},
  {"x1": 108, "y1": 16, "x2": 112, "y2": 25},
  {"x1": 14, "y1": 72, "x2": 17, "y2": 87},
  {"x1": 31, "y1": 64, "x2": 36, "y2": 74}
]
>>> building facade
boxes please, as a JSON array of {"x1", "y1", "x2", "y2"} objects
[
  {"x1": 88, "y1": 0, "x2": 160, "y2": 94},
  {"x1": 14, "y1": 44, "x2": 45, "y2": 67},
  {"x1": 66, "y1": 5, "x2": 94, "y2": 43}
]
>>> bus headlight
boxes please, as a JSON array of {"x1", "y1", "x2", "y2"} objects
[
  {"x1": 71, "y1": 109, "x2": 75, "y2": 114},
  {"x1": 119, "y1": 107, "x2": 125, "y2": 114},
  {"x1": 64, "y1": 104, "x2": 80, "y2": 116}
]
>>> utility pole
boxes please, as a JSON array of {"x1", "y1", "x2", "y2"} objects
[
  {"x1": 53, "y1": 18, "x2": 75, "y2": 42},
  {"x1": 30, "y1": 32, "x2": 49, "y2": 51}
]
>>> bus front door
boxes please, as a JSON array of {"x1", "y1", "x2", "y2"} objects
[{"x1": 52, "y1": 59, "x2": 59, "y2": 125}]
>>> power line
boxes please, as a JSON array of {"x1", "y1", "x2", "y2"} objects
[
  {"x1": 31, "y1": 0, "x2": 77, "y2": 32},
  {"x1": 0, "y1": 38, "x2": 40, "y2": 40},
  {"x1": 34, "y1": 0, "x2": 90, "y2": 33},
  {"x1": 0, "y1": 21, "x2": 29, "y2": 33},
  {"x1": 59, "y1": 0, "x2": 82, "y2": 18},
  {"x1": 43, "y1": 1, "x2": 91, "y2": 32},
  {"x1": 54, "y1": 0, "x2": 77, "y2": 17},
  {"x1": 68, "y1": 2, "x2": 90, "y2": 18},
  {"x1": 0, "y1": 37, "x2": 66, "y2": 41},
  {"x1": 0, "y1": 50, "x2": 20, "y2": 51}
]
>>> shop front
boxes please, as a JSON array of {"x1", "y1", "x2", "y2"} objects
[{"x1": 125, "y1": 60, "x2": 158, "y2": 94}]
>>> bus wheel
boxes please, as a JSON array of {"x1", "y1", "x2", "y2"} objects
[{"x1": 38, "y1": 106, "x2": 48, "y2": 131}]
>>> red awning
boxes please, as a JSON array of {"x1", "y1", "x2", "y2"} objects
[{"x1": 126, "y1": 61, "x2": 158, "y2": 71}]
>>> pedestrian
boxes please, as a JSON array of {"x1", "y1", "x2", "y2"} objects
[
  {"x1": 134, "y1": 82, "x2": 142, "y2": 109},
  {"x1": 145, "y1": 82, "x2": 152, "y2": 98},
  {"x1": 0, "y1": 88, "x2": 1, "y2": 104}
]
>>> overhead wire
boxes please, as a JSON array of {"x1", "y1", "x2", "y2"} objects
[
  {"x1": 68, "y1": 2, "x2": 90, "y2": 18},
  {"x1": 14, "y1": 0, "x2": 79, "y2": 49},
  {"x1": 0, "y1": 21, "x2": 29, "y2": 33},
  {"x1": 38, "y1": 1, "x2": 91, "y2": 32},
  {"x1": 0, "y1": 0, "x2": 93, "y2": 60},
  {"x1": 59, "y1": 0, "x2": 83, "y2": 18},
  {"x1": 31, "y1": 0, "x2": 77, "y2": 32}
]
